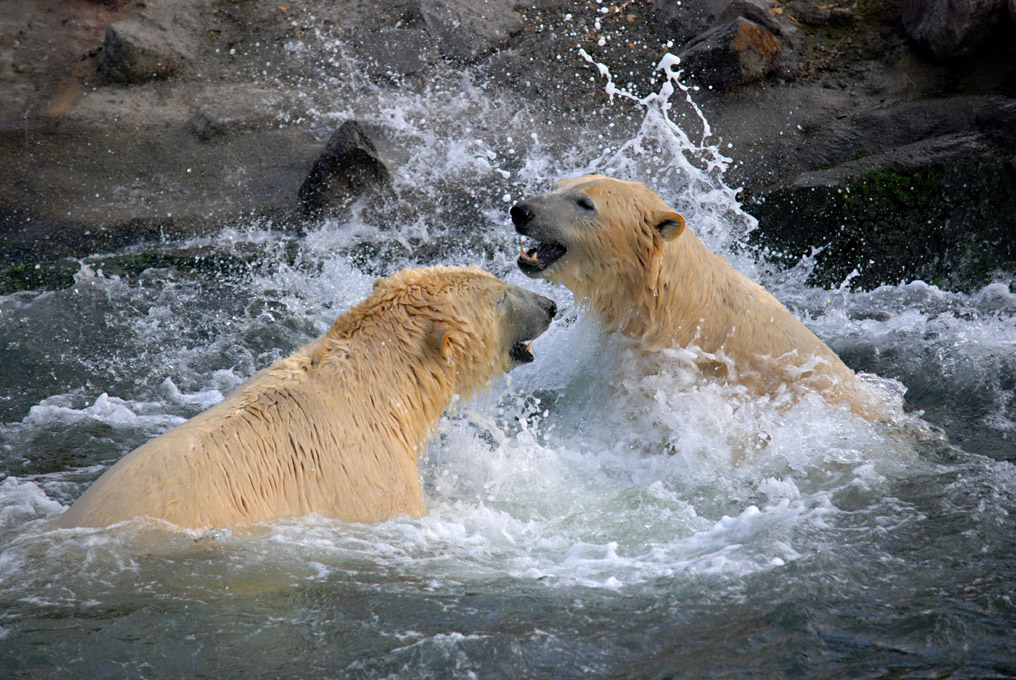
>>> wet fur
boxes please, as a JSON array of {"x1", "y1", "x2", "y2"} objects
[
  {"x1": 516, "y1": 175, "x2": 882, "y2": 419},
  {"x1": 55, "y1": 266, "x2": 554, "y2": 530}
]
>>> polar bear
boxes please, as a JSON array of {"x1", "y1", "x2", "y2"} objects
[
  {"x1": 511, "y1": 174, "x2": 880, "y2": 418},
  {"x1": 54, "y1": 266, "x2": 557, "y2": 531}
]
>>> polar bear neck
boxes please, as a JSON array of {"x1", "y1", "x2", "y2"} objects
[
  {"x1": 584, "y1": 226, "x2": 769, "y2": 357},
  {"x1": 302, "y1": 321, "x2": 463, "y2": 463}
]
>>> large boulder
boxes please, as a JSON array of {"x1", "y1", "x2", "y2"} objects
[
  {"x1": 98, "y1": 19, "x2": 194, "y2": 84},
  {"x1": 651, "y1": 0, "x2": 781, "y2": 46},
  {"x1": 901, "y1": 0, "x2": 1009, "y2": 59},
  {"x1": 679, "y1": 15, "x2": 790, "y2": 90},
  {"x1": 655, "y1": 0, "x2": 797, "y2": 90},
  {"x1": 743, "y1": 131, "x2": 1016, "y2": 291},
  {"x1": 298, "y1": 121, "x2": 393, "y2": 216}
]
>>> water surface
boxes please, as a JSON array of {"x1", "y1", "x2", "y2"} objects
[{"x1": 1, "y1": 43, "x2": 1015, "y2": 680}]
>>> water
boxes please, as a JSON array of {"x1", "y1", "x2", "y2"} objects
[{"x1": 2, "y1": 41, "x2": 1016, "y2": 679}]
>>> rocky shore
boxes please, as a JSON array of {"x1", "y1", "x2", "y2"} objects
[{"x1": 2, "y1": 0, "x2": 1014, "y2": 292}]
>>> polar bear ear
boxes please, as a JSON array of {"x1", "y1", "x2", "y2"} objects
[
  {"x1": 653, "y1": 211, "x2": 686, "y2": 241},
  {"x1": 427, "y1": 324, "x2": 455, "y2": 361}
]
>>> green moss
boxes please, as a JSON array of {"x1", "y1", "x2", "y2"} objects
[
  {"x1": 91, "y1": 252, "x2": 252, "y2": 280},
  {"x1": 0, "y1": 262, "x2": 76, "y2": 295},
  {"x1": 843, "y1": 168, "x2": 941, "y2": 209},
  {"x1": 745, "y1": 154, "x2": 1016, "y2": 291},
  {"x1": 0, "y1": 249, "x2": 260, "y2": 295}
]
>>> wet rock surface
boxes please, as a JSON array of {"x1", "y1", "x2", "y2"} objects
[
  {"x1": 98, "y1": 18, "x2": 195, "y2": 83},
  {"x1": 410, "y1": 0, "x2": 524, "y2": 61},
  {"x1": 298, "y1": 120, "x2": 393, "y2": 217},
  {"x1": 1, "y1": 0, "x2": 1015, "y2": 291},
  {"x1": 901, "y1": 0, "x2": 1009, "y2": 59},
  {"x1": 678, "y1": 15, "x2": 795, "y2": 90},
  {"x1": 743, "y1": 133, "x2": 1016, "y2": 290}
]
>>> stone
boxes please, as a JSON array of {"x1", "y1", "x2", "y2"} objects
[
  {"x1": 678, "y1": 16, "x2": 788, "y2": 90},
  {"x1": 975, "y1": 98, "x2": 1016, "y2": 147},
  {"x1": 98, "y1": 19, "x2": 193, "y2": 84},
  {"x1": 743, "y1": 133, "x2": 1016, "y2": 291},
  {"x1": 410, "y1": 0, "x2": 523, "y2": 62},
  {"x1": 901, "y1": 0, "x2": 1008, "y2": 59},
  {"x1": 298, "y1": 121, "x2": 392, "y2": 215},
  {"x1": 189, "y1": 87, "x2": 284, "y2": 141},
  {"x1": 650, "y1": 0, "x2": 782, "y2": 46}
]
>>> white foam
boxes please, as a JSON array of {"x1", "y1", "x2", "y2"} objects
[
  {"x1": 23, "y1": 393, "x2": 184, "y2": 431},
  {"x1": 0, "y1": 477, "x2": 65, "y2": 533}
]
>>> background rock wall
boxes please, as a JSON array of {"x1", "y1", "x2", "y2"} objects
[{"x1": 1, "y1": 0, "x2": 1014, "y2": 292}]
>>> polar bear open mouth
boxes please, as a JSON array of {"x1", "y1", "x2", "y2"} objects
[
  {"x1": 517, "y1": 241, "x2": 567, "y2": 275},
  {"x1": 509, "y1": 340, "x2": 536, "y2": 364}
]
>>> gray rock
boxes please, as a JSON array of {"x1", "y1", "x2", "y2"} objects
[
  {"x1": 743, "y1": 133, "x2": 1016, "y2": 291},
  {"x1": 189, "y1": 87, "x2": 284, "y2": 141},
  {"x1": 650, "y1": 0, "x2": 781, "y2": 46},
  {"x1": 358, "y1": 28, "x2": 441, "y2": 77},
  {"x1": 678, "y1": 16, "x2": 789, "y2": 90},
  {"x1": 411, "y1": 0, "x2": 523, "y2": 61},
  {"x1": 901, "y1": 0, "x2": 1008, "y2": 59},
  {"x1": 98, "y1": 19, "x2": 193, "y2": 84},
  {"x1": 975, "y1": 98, "x2": 1016, "y2": 147},
  {"x1": 298, "y1": 121, "x2": 392, "y2": 216}
]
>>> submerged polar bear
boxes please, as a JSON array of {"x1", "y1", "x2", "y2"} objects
[
  {"x1": 55, "y1": 266, "x2": 556, "y2": 531},
  {"x1": 511, "y1": 174, "x2": 881, "y2": 418}
]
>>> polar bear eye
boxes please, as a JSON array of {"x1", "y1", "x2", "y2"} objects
[{"x1": 575, "y1": 196, "x2": 596, "y2": 211}]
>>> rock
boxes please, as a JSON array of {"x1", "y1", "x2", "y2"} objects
[
  {"x1": 189, "y1": 87, "x2": 285, "y2": 141},
  {"x1": 975, "y1": 98, "x2": 1016, "y2": 147},
  {"x1": 743, "y1": 133, "x2": 1016, "y2": 291},
  {"x1": 901, "y1": 0, "x2": 1008, "y2": 59},
  {"x1": 358, "y1": 28, "x2": 441, "y2": 77},
  {"x1": 787, "y1": 1, "x2": 857, "y2": 27},
  {"x1": 650, "y1": 0, "x2": 782, "y2": 46},
  {"x1": 298, "y1": 121, "x2": 392, "y2": 216},
  {"x1": 678, "y1": 16, "x2": 790, "y2": 90},
  {"x1": 410, "y1": 0, "x2": 523, "y2": 62},
  {"x1": 98, "y1": 19, "x2": 194, "y2": 84}
]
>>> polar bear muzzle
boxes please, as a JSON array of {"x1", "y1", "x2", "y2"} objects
[
  {"x1": 502, "y1": 285, "x2": 557, "y2": 365},
  {"x1": 510, "y1": 199, "x2": 570, "y2": 276}
]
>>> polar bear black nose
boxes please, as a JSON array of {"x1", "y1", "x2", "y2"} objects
[
  {"x1": 510, "y1": 202, "x2": 535, "y2": 228},
  {"x1": 539, "y1": 295, "x2": 557, "y2": 319}
]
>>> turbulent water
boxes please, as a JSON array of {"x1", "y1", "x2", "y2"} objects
[{"x1": 2, "y1": 41, "x2": 1015, "y2": 680}]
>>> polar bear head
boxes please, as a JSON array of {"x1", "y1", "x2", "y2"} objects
[
  {"x1": 510, "y1": 175, "x2": 685, "y2": 301},
  {"x1": 356, "y1": 266, "x2": 558, "y2": 395}
]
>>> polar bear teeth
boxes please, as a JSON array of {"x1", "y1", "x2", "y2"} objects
[
  {"x1": 519, "y1": 245, "x2": 537, "y2": 263},
  {"x1": 518, "y1": 242, "x2": 567, "y2": 271},
  {"x1": 509, "y1": 340, "x2": 535, "y2": 363}
]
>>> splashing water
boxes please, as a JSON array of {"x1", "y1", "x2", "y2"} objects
[{"x1": 1, "y1": 38, "x2": 1015, "y2": 680}]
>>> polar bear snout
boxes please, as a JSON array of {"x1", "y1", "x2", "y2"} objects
[
  {"x1": 533, "y1": 292, "x2": 557, "y2": 320},
  {"x1": 502, "y1": 286, "x2": 557, "y2": 366},
  {"x1": 509, "y1": 287, "x2": 557, "y2": 335},
  {"x1": 511, "y1": 197, "x2": 570, "y2": 277}
]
